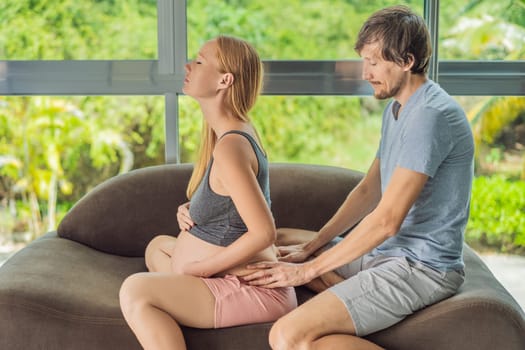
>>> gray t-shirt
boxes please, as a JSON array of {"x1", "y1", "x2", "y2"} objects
[{"x1": 370, "y1": 80, "x2": 474, "y2": 272}]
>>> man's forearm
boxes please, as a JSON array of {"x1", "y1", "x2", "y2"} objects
[{"x1": 307, "y1": 178, "x2": 380, "y2": 254}]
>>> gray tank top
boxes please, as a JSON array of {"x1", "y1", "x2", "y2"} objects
[{"x1": 188, "y1": 130, "x2": 271, "y2": 246}]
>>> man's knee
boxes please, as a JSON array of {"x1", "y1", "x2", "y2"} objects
[{"x1": 269, "y1": 315, "x2": 308, "y2": 350}]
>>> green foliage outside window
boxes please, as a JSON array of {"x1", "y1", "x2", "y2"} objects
[
  {"x1": 0, "y1": 0, "x2": 524, "y2": 253},
  {"x1": 467, "y1": 176, "x2": 525, "y2": 253},
  {"x1": 0, "y1": 0, "x2": 157, "y2": 59},
  {"x1": 0, "y1": 96, "x2": 165, "y2": 240}
]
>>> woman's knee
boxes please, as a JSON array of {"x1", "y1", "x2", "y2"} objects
[
  {"x1": 119, "y1": 273, "x2": 150, "y2": 317},
  {"x1": 145, "y1": 235, "x2": 169, "y2": 256},
  {"x1": 145, "y1": 235, "x2": 172, "y2": 270}
]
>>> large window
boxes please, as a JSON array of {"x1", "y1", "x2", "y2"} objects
[{"x1": 0, "y1": 0, "x2": 524, "y2": 256}]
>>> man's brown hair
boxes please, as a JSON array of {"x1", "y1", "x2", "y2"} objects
[{"x1": 355, "y1": 5, "x2": 432, "y2": 74}]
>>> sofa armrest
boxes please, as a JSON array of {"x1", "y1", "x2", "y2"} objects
[
  {"x1": 58, "y1": 164, "x2": 192, "y2": 256},
  {"x1": 367, "y1": 244, "x2": 525, "y2": 350}
]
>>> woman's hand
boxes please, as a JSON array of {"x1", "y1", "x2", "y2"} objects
[
  {"x1": 277, "y1": 243, "x2": 312, "y2": 263},
  {"x1": 176, "y1": 202, "x2": 194, "y2": 231},
  {"x1": 243, "y1": 261, "x2": 315, "y2": 288}
]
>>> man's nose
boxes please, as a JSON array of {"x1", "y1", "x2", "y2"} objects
[{"x1": 362, "y1": 63, "x2": 371, "y2": 81}]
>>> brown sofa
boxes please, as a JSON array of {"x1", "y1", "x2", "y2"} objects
[{"x1": 0, "y1": 163, "x2": 524, "y2": 350}]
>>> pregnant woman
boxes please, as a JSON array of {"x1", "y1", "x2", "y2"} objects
[{"x1": 119, "y1": 35, "x2": 297, "y2": 350}]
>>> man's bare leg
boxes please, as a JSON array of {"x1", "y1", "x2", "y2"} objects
[{"x1": 269, "y1": 290, "x2": 383, "y2": 350}]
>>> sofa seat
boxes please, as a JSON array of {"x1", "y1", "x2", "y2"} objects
[{"x1": 0, "y1": 163, "x2": 523, "y2": 350}]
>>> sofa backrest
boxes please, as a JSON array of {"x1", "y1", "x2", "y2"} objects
[{"x1": 57, "y1": 163, "x2": 363, "y2": 256}]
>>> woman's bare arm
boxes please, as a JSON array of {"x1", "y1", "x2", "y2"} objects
[{"x1": 182, "y1": 135, "x2": 276, "y2": 277}]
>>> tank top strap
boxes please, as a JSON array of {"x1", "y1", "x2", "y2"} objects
[{"x1": 220, "y1": 130, "x2": 265, "y2": 157}]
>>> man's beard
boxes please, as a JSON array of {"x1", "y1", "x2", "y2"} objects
[{"x1": 374, "y1": 76, "x2": 404, "y2": 100}]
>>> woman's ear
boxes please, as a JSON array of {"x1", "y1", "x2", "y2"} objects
[{"x1": 218, "y1": 73, "x2": 234, "y2": 90}]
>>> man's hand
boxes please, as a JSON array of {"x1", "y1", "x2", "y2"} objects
[{"x1": 243, "y1": 261, "x2": 315, "y2": 288}]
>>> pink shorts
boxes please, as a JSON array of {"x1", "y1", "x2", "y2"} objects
[{"x1": 201, "y1": 274, "x2": 297, "y2": 328}]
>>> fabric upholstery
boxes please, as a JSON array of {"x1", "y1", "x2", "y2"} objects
[
  {"x1": 57, "y1": 163, "x2": 193, "y2": 256},
  {"x1": 57, "y1": 163, "x2": 362, "y2": 256},
  {"x1": 1, "y1": 163, "x2": 523, "y2": 350}
]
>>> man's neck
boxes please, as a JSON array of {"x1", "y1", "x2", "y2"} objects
[{"x1": 395, "y1": 74, "x2": 428, "y2": 107}]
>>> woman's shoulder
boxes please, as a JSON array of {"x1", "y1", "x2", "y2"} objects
[
  {"x1": 212, "y1": 136, "x2": 252, "y2": 171},
  {"x1": 215, "y1": 131, "x2": 257, "y2": 158}
]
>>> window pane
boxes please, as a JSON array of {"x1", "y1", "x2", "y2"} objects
[
  {"x1": 440, "y1": 0, "x2": 525, "y2": 60},
  {"x1": 179, "y1": 94, "x2": 525, "y2": 176},
  {"x1": 0, "y1": 1, "x2": 157, "y2": 60},
  {"x1": 187, "y1": 0, "x2": 424, "y2": 60},
  {"x1": 180, "y1": 96, "x2": 525, "y2": 175},
  {"x1": 0, "y1": 95, "x2": 164, "y2": 247},
  {"x1": 453, "y1": 96, "x2": 525, "y2": 256},
  {"x1": 454, "y1": 96, "x2": 525, "y2": 177},
  {"x1": 179, "y1": 95, "x2": 385, "y2": 172}
]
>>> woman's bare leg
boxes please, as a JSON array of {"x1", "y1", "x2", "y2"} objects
[
  {"x1": 119, "y1": 272, "x2": 215, "y2": 350},
  {"x1": 276, "y1": 228, "x2": 317, "y2": 246},
  {"x1": 145, "y1": 235, "x2": 178, "y2": 272},
  {"x1": 269, "y1": 290, "x2": 383, "y2": 350}
]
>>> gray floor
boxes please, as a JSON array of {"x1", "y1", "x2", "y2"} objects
[
  {"x1": 1, "y1": 245, "x2": 524, "y2": 313},
  {"x1": 0, "y1": 251, "x2": 17, "y2": 268},
  {"x1": 479, "y1": 253, "x2": 525, "y2": 312}
]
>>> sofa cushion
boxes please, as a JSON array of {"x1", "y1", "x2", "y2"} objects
[
  {"x1": 1, "y1": 233, "x2": 524, "y2": 350},
  {"x1": 0, "y1": 232, "x2": 144, "y2": 350}
]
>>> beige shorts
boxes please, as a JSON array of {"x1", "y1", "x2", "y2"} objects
[
  {"x1": 201, "y1": 274, "x2": 297, "y2": 328},
  {"x1": 330, "y1": 254, "x2": 464, "y2": 336}
]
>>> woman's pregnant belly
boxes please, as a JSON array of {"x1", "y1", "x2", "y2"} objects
[{"x1": 171, "y1": 230, "x2": 277, "y2": 277}]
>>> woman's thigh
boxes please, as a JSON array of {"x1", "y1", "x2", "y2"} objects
[
  {"x1": 122, "y1": 272, "x2": 216, "y2": 328},
  {"x1": 276, "y1": 228, "x2": 317, "y2": 246}
]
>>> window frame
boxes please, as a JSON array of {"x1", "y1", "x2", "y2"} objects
[{"x1": 0, "y1": 0, "x2": 523, "y2": 163}]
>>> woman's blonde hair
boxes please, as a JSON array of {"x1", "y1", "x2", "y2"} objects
[{"x1": 186, "y1": 36, "x2": 264, "y2": 199}]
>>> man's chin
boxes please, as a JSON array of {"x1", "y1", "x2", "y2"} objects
[{"x1": 374, "y1": 92, "x2": 390, "y2": 100}]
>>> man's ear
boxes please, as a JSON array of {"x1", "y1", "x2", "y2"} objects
[
  {"x1": 404, "y1": 54, "x2": 415, "y2": 72},
  {"x1": 218, "y1": 73, "x2": 234, "y2": 90}
]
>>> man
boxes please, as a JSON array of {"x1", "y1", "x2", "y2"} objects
[{"x1": 244, "y1": 5, "x2": 474, "y2": 349}]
